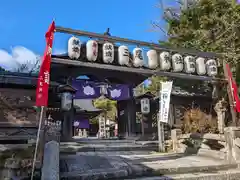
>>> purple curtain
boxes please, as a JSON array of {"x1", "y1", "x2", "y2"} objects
[
  {"x1": 74, "y1": 119, "x2": 90, "y2": 129},
  {"x1": 72, "y1": 80, "x2": 132, "y2": 101},
  {"x1": 72, "y1": 80, "x2": 101, "y2": 99},
  {"x1": 107, "y1": 84, "x2": 131, "y2": 101}
]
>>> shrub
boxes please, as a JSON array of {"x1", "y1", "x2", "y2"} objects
[{"x1": 182, "y1": 108, "x2": 217, "y2": 133}]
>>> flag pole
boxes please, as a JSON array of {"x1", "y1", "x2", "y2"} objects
[
  {"x1": 31, "y1": 106, "x2": 45, "y2": 180},
  {"x1": 223, "y1": 60, "x2": 237, "y2": 126}
]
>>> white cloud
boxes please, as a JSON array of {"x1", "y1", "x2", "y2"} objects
[
  {"x1": 0, "y1": 46, "x2": 41, "y2": 73},
  {"x1": 52, "y1": 48, "x2": 67, "y2": 55}
]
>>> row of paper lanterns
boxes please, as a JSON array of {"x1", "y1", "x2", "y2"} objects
[{"x1": 68, "y1": 37, "x2": 218, "y2": 76}]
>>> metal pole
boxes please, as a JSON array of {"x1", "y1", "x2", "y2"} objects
[{"x1": 31, "y1": 106, "x2": 45, "y2": 180}]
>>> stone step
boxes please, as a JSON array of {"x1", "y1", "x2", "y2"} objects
[
  {"x1": 151, "y1": 163, "x2": 238, "y2": 175},
  {"x1": 60, "y1": 165, "x2": 239, "y2": 180},
  {"x1": 60, "y1": 155, "x2": 238, "y2": 180},
  {"x1": 70, "y1": 138, "x2": 137, "y2": 144},
  {"x1": 127, "y1": 168, "x2": 240, "y2": 180},
  {"x1": 60, "y1": 143, "x2": 158, "y2": 153},
  {"x1": 197, "y1": 148, "x2": 226, "y2": 160}
]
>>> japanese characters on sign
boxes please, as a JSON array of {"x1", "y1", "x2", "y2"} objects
[
  {"x1": 103, "y1": 42, "x2": 114, "y2": 63},
  {"x1": 35, "y1": 21, "x2": 55, "y2": 107},
  {"x1": 160, "y1": 52, "x2": 171, "y2": 71},
  {"x1": 37, "y1": 71, "x2": 50, "y2": 100},
  {"x1": 133, "y1": 47, "x2": 144, "y2": 67},
  {"x1": 66, "y1": 37, "x2": 219, "y2": 77},
  {"x1": 68, "y1": 36, "x2": 81, "y2": 59},
  {"x1": 184, "y1": 56, "x2": 195, "y2": 74},
  {"x1": 140, "y1": 98, "x2": 150, "y2": 114},
  {"x1": 172, "y1": 53, "x2": 184, "y2": 72},
  {"x1": 159, "y1": 81, "x2": 173, "y2": 123},
  {"x1": 86, "y1": 39, "x2": 98, "y2": 61},
  {"x1": 206, "y1": 59, "x2": 218, "y2": 76},
  {"x1": 118, "y1": 45, "x2": 130, "y2": 66}
]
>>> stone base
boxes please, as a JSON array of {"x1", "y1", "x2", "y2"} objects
[{"x1": 60, "y1": 152, "x2": 239, "y2": 180}]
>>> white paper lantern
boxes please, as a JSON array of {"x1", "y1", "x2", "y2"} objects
[
  {"x1": 184, "y1": 56, "x2": 195, "y2": 73},
  {"x1": 196, "y1": 57, "x2": 206, "y2": 75},
  {"x1": 133, "y1": 47, "x2": 144, "y2": 67},
  {"x1": 102, "y1": 42, "x2": 114, "y2": 63},
  {"x1": 118, "y1": 45, "x2": 130, "y2": 66},
  {"x1": 68, "y1": 36, "x2": 81, "y2": 59},
  {"x1": 140, "y1": 98, "x2": 150, "y2": 114},
  {"x1": 159, "y1": 52, "x2": 171, "y2": 71},
  {"x1": 147, "y1": 50, "x2": 158, "y2": 69},
  {"x1": 172, "y1": 53, "x2": 183, "y2": 72},
  {"x1": 86, "y1": 40, "x2": 98, "y2": 61},
  {"x1": 206, "y1": 59, "x2": 218, "y2": 76}
]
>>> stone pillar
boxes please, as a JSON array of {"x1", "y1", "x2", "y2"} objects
[
  {"x1": 41, "y1": 141, "x2": 59, "y2": 180},
  {"x1": 171, "y1": 129, "x2": 182, "y2": 153},
  {"x1": 214, "y1": 98, "x2": 227, "y2": 134},
  {"x1": 61, "y1": 111, "x2": 73, "y2": 141},
  {"x1": 224, "y1": 127, "x2": 240, "y2": 163},
  {"x1": 224, "y1": 127, "x2": 236, "y2": 163}
]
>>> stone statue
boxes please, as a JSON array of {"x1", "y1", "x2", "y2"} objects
[{"x1": 214, "y1": 98, "x2": 227, "y2": 134}]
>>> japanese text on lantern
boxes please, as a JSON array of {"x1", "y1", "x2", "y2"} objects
[
  {"x1": 104, "y1": 44, "x2": 113, "y2": 57},
  {"x1": 92, "y1": 42, "x2": 97, "y2": 56},
  {"x1": 135, "y1": 50, "x2": 143, "y2": 60},
  {"x1": 123, "y1": 48, "x2": 129, "y2": 57}
]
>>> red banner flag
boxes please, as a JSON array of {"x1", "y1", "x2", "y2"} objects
[
  {"x1": 226, "y1": 63, "x2": 240, "y2": 112},
  {"x1": 35, "y1": 21, "x2": 55, "y2": 106}
]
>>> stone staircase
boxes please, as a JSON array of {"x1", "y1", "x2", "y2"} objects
[
  {"x1": 58, "y1": 137, "x2": 240, "y2": 180},
  {"x1": 60, "y1": 139, "x2": 159, "y2": 154},
  {"x1": 59, "y1": 150, "x2": 240, "y2": 180}
]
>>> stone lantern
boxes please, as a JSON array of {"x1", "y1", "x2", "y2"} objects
[
  {"x1": 58, "y1": 84, "x2": 77, "y2": 111},
  {"x1": 57, "y1": 84, "x2": 77, "y2": 141}
]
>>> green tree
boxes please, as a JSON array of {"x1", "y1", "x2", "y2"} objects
[
  {"x1": 166, "y1": 0, "x2": 240, "y2": 67},
  {"x1": 93, "y1": 98, "x2": 117, "y2": 122},
  {"x1": 134, "y1": 76, "x2": 167, "y2": 96},
  {"x1": 151, "y1": 0, "x2": 240, "y2": 94}
]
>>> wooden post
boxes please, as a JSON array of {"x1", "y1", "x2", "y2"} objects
[
  {"x1": 158, "y1": 120, "x2": 164, "y2": 152},
  {"x1": 223, "y1": 60, "x2": 237, "y2": 126}
]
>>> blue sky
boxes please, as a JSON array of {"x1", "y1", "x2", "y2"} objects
[{"x1": 0, "y1": 0, "x2": 178, "y2": 70}]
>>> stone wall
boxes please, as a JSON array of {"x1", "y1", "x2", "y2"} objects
[
  {"x1": 171, "y1": 129, "x2": 227, "y2": 160},
  {"x1": 0, "y1": 144, "x2": 41, "y2": 179}
]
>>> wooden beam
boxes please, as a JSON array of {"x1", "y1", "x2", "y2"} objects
[
  {"x1": 55, "y1": 26, "x2": 218, "y2": 58},
  {"x1": 51, "y1": 57, "x2": 227, "y2": 82},
  {"x1": 52, "y1": 58, "x2": 153, "y2": 75}
]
